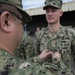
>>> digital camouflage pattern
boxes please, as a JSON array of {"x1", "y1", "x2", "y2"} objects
[
  {"x1": 0, "y1": 33, "x2": 35, "y2": 75},
  {"x1": 14, "y1": 33, "x2": 35, "y2": 61},
  {"x1": 35, "y1": 26, "x2": 75, "y2": 75},
  {"x1": 0, "y1": 49, "x2": 61, "y2": 75},
  {"x1": 0, "y1": 0, "x2": 32, "y2": 22},
  {"x1": 43, "y1": 0, "x2": 62, "y2": 10},
  {"x1": 0, "y1": 33, "x2": 60, "y2": 75}
]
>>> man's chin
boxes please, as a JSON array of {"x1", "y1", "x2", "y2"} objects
[{"x1": 48, "y1": 22, "x2": 55, "y2": 25}]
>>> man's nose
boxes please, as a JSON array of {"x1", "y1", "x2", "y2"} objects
[{"x1": 48, "y1": 11, "x2": 53, "y2": 15}]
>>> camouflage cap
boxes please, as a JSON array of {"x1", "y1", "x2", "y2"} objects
[
  {"x1": 0, "y1": 0, "x2": 32, "y2": 22},
  {"x1": 43, "y1": 0, "x2": 63, "y2": 10}
]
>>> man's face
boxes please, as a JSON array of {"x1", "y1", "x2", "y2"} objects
[
  {"x1": 0, "y1": 10, "x2": 25, "y2": 50},
  {"x1": 8, "y1": 11, "x2": 25, "y2": 48},
  {"x1": 45, "y1": 7, "x2": 63, "y2": 24},
  {"x1": 12, "y1": 13, "x2": 24, "y2": 46},
  {"x1": 37, "y1": 27, "x2": 40, "y2": 32}
]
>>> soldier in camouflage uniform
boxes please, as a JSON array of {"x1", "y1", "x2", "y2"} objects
[
  {"x1": 35, "y1": 0, "x2": 75, "y2": 75},
  {"x1": 0, "y1": 0, "x2": 35, "y2": 75},
  {"x1": 35, "y1": 27, "x2": 41, "y2": 37}
]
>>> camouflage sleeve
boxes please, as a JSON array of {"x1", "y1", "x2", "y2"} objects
[
  {"x1": 70, "y1": 29, "x2": 75, "y2": 74},
  {"x1": 14, "y1": 34, "x2": 35, "y2": 60},
  {"x1": 22, "y1": 34, "x2": 43, "y2": 63},
  {"x1": 66, "y1": 28, "x2": 75, "y2": 59},
  {"x1": 71, "y1": 29, "x2": 75, "y2": 59},
  {"x1": 34, "y1": 31, "x2": 41, "y2": 55},
  {"x1": 8, "y1": 61, "x2": 57, "y2": 75},
  {"x1": 71, "y1": 39, "x2": 75, "y2": 58},
  {"x1": 24, "y1": 36, "x2": 35, "y2": 59},
  {"x1": 0, "y1": 51, "x2": 57, "y2": 75}
]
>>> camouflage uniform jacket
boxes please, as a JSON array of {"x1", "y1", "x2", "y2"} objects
[
  {"x1": 0, "y1": 34, "x2": 35, "y2": 75},
  {"x1": 35, "y1": 26, "x2": 75, "y2": 75}
]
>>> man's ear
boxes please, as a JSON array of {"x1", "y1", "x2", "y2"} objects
[
  {"x1": 0, "y1": 11, "x2": 11, "y2": 33},
  {"x1": 60, "y1": 10, "x2": 63, "y2": 17}
]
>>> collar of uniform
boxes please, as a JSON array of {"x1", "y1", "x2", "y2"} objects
[
  {"x1": 46, "y1": 25, "x2": 62, "y2": 33},
  {"x1": 55, "y1": 25, "x2": 62, "y2": 35},
  {"x1": 45, "y1": 25, "x2": 62, "y2": 37}
]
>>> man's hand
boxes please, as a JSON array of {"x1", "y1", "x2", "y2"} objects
[
  {"x1": 52, "y1": 52, "x2": 61, "y2": 64},
  {"x1": 52, "y1": 52, "x2": 61, "y2": 59},
  {"x1": 38, "y1": 49, "x2": 53, "y2": 61}
]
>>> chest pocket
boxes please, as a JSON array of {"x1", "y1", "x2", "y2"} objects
[
  {"x1": 59, "y1": 36, "x2": 71, "y2": 54},
  {"x1": 40, "y1": 35, "x2": 71, "y2": 54}
]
